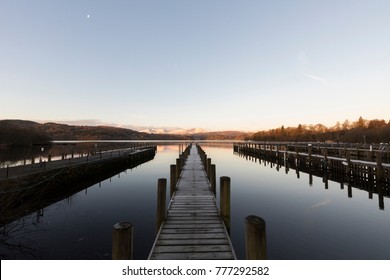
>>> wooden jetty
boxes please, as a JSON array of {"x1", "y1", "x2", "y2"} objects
[
  {"x1": 0, "y1": 146, "x2": 156, "y2": 226},
  {"x1": 234, "y1": 142, "x2": 390, "y2": 185},
  {"x1": 148, "y1": 144, "x2": 236, "y2": 260},
  {"x1": 234, "y1": 142, "x2": 390, "y2": 209},
  {"x1": 0, "y1": 145, "x2": 156, "y2": 181}
]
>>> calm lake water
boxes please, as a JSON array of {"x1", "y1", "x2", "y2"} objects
[{"x1": 1, "y1": 143, "x2": 390, "y2": 260}]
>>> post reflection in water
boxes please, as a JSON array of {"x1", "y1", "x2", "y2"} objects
[{"x1": 234, "y1": 148, "x2": 389, "y2": 211}]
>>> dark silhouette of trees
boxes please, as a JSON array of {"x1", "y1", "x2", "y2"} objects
[
  {"x1": 0, "y1": 120, "x2": 51, "y2": 146},
  {"x1": 252, "y1": 117, "x2": 390, "y2": 144}
]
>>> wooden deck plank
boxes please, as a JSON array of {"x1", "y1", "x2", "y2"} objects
[
  {"x1": 158, "y1": 233, "x2": 228, "y2": 239},
  {"x1": 148, "y1": 144, "x2": 236, "y2": 260},
  {"x1": 156, "y1": 239, "x2": 230, "y2": 246},
  {"x1": 160, "y1": 228, "x2": 226, "y2": 234},
  {"x1": 153, "y1": 245, "x2": 232, "y2": 253},
  {"x1": 163, "y1": 224, "x2": 224, "y2": 229},
  {"x1": 150, "y1": 252, "x2": 234, "y2": 260}
]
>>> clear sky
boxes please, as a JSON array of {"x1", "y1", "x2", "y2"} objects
[{"x1": 1, "y1": 0, "x2": 389, "y2": 132}]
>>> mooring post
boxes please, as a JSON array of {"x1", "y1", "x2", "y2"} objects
[
  {"x1": 376, "y1": 151, "x2": 383, "y2": 183},
  {"x1": 176, "y1": 158, "x2": 181, "y2": 180},
  {"x1": 245, "y1": 215, "x2": 267, "y2": 260},
  {"x1": 323, "y1": 148, "x2": 328, "y2": 170},
  {"x1": 112, "y1": 222, "x2": 133, "y2": 260},
  {"x1": 211, "y1": 164, "x2": 216, "y2": 196},
  {"x1": 346, "y1": 150, "x2": 351, "y2": 177},
  {"x1": 202, "y1": 153, "x2": 206, "y2": 169},
  {"x1": 181, "y1": 154, "x2": 185, "y2": 170},
  {"x1": 308, "y1": 144, "x2": 312, "y2": 166},
  {"x1": 220, "y1": 176, "x2": 231, "y2": 233},
  {"x1": 170, "y1": 164, "x2": 177, "y2": 198},
  {"x1": 207, "y1": 158, "x2": 211, "y2": 180},
  {"x1": 156, "y1": 178, "x2": 167, "y2": 231}
]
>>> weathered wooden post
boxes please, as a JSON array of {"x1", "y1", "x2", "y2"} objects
[
  {"x1": 376, "y1": 151, "x2": 383, "y2": 183},
  {"x1": 207, "y1": 158, "x2": 211, "y2": 180},
  {"x1": 211, "y1": 164, "x2": 216, "y2": 196},
  {"x1": 308, "y1": 144, "x2": 312, "y2": 166},
  {"x1": 323, "y1": 148, "x2": 328, "y2": 170},
  {"x1": 176, "y1": 158, "x2": 181, "y2": 180},
  {"x1": 346, "y1": 150, "x2": 351, "y2": 177},
  {"x1": 202, "y1": 153, "x2": 207, "y2": 169},
  {"x1": 156, "y1": 178, "x2": 167, "y2": 231},
  {"x1": 181, "y1": 154, "x2": 184, "y2": 169},
  {"x1": 245, "y1": 215, "x2": 267, "y2": 260},
  {"x1": 368, "y1": 145, "x2": 373, "y2": 161},
  {"x1": 112, "y1": 222, "x2": 133, "y2": 260},
  {"x1": 220, "y1": 176, "x2": 231, "y2": 233},
  {"x1": 170, "y1": 164, "x2": 177, "y2": 198}
]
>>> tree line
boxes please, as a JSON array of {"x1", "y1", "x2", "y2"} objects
[{"x1": 251, "y1": 117, "x2": 390, "y2": 144}]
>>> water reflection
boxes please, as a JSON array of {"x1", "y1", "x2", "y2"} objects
[
  {"x1": 234, "y1": 150, "x2": 390, "y2": 211},
  {"x1": 201, "y1": 144, "x2": 390, "y2": 260},
  {"x1": 0, "y1": 149, "x2": 155, "y2": 227},
  {"x1": 2, "y1": 143, "x2": 390, "y2": 260},
  {"x1": 0, "y1": 144, "x2": 181, "y2": 259}
]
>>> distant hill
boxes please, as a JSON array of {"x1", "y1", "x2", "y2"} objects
[{"x1": 0, "y1": 120, "x2": 188, "y2": 146}]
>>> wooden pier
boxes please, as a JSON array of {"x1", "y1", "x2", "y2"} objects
[
  {"x1": 234, "y1": 142, "x2": 390, "y2": 209},
  {"x1": 148, "y1": 144, "x2": 236, "y2": 260},
  {"x1": 234, "y1": 142, "x2": 390, "y2": 185},
  {"x1": 0, "y1": 146, "x2": 156, "y2": 226}
]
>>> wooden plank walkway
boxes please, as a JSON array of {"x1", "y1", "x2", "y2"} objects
[
  {"x1": 0, "y1": 147, "x2": 156, "y2": 181},
  {"x1": 148, "y1": 144, "x2": 236, "y2": 260}
]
